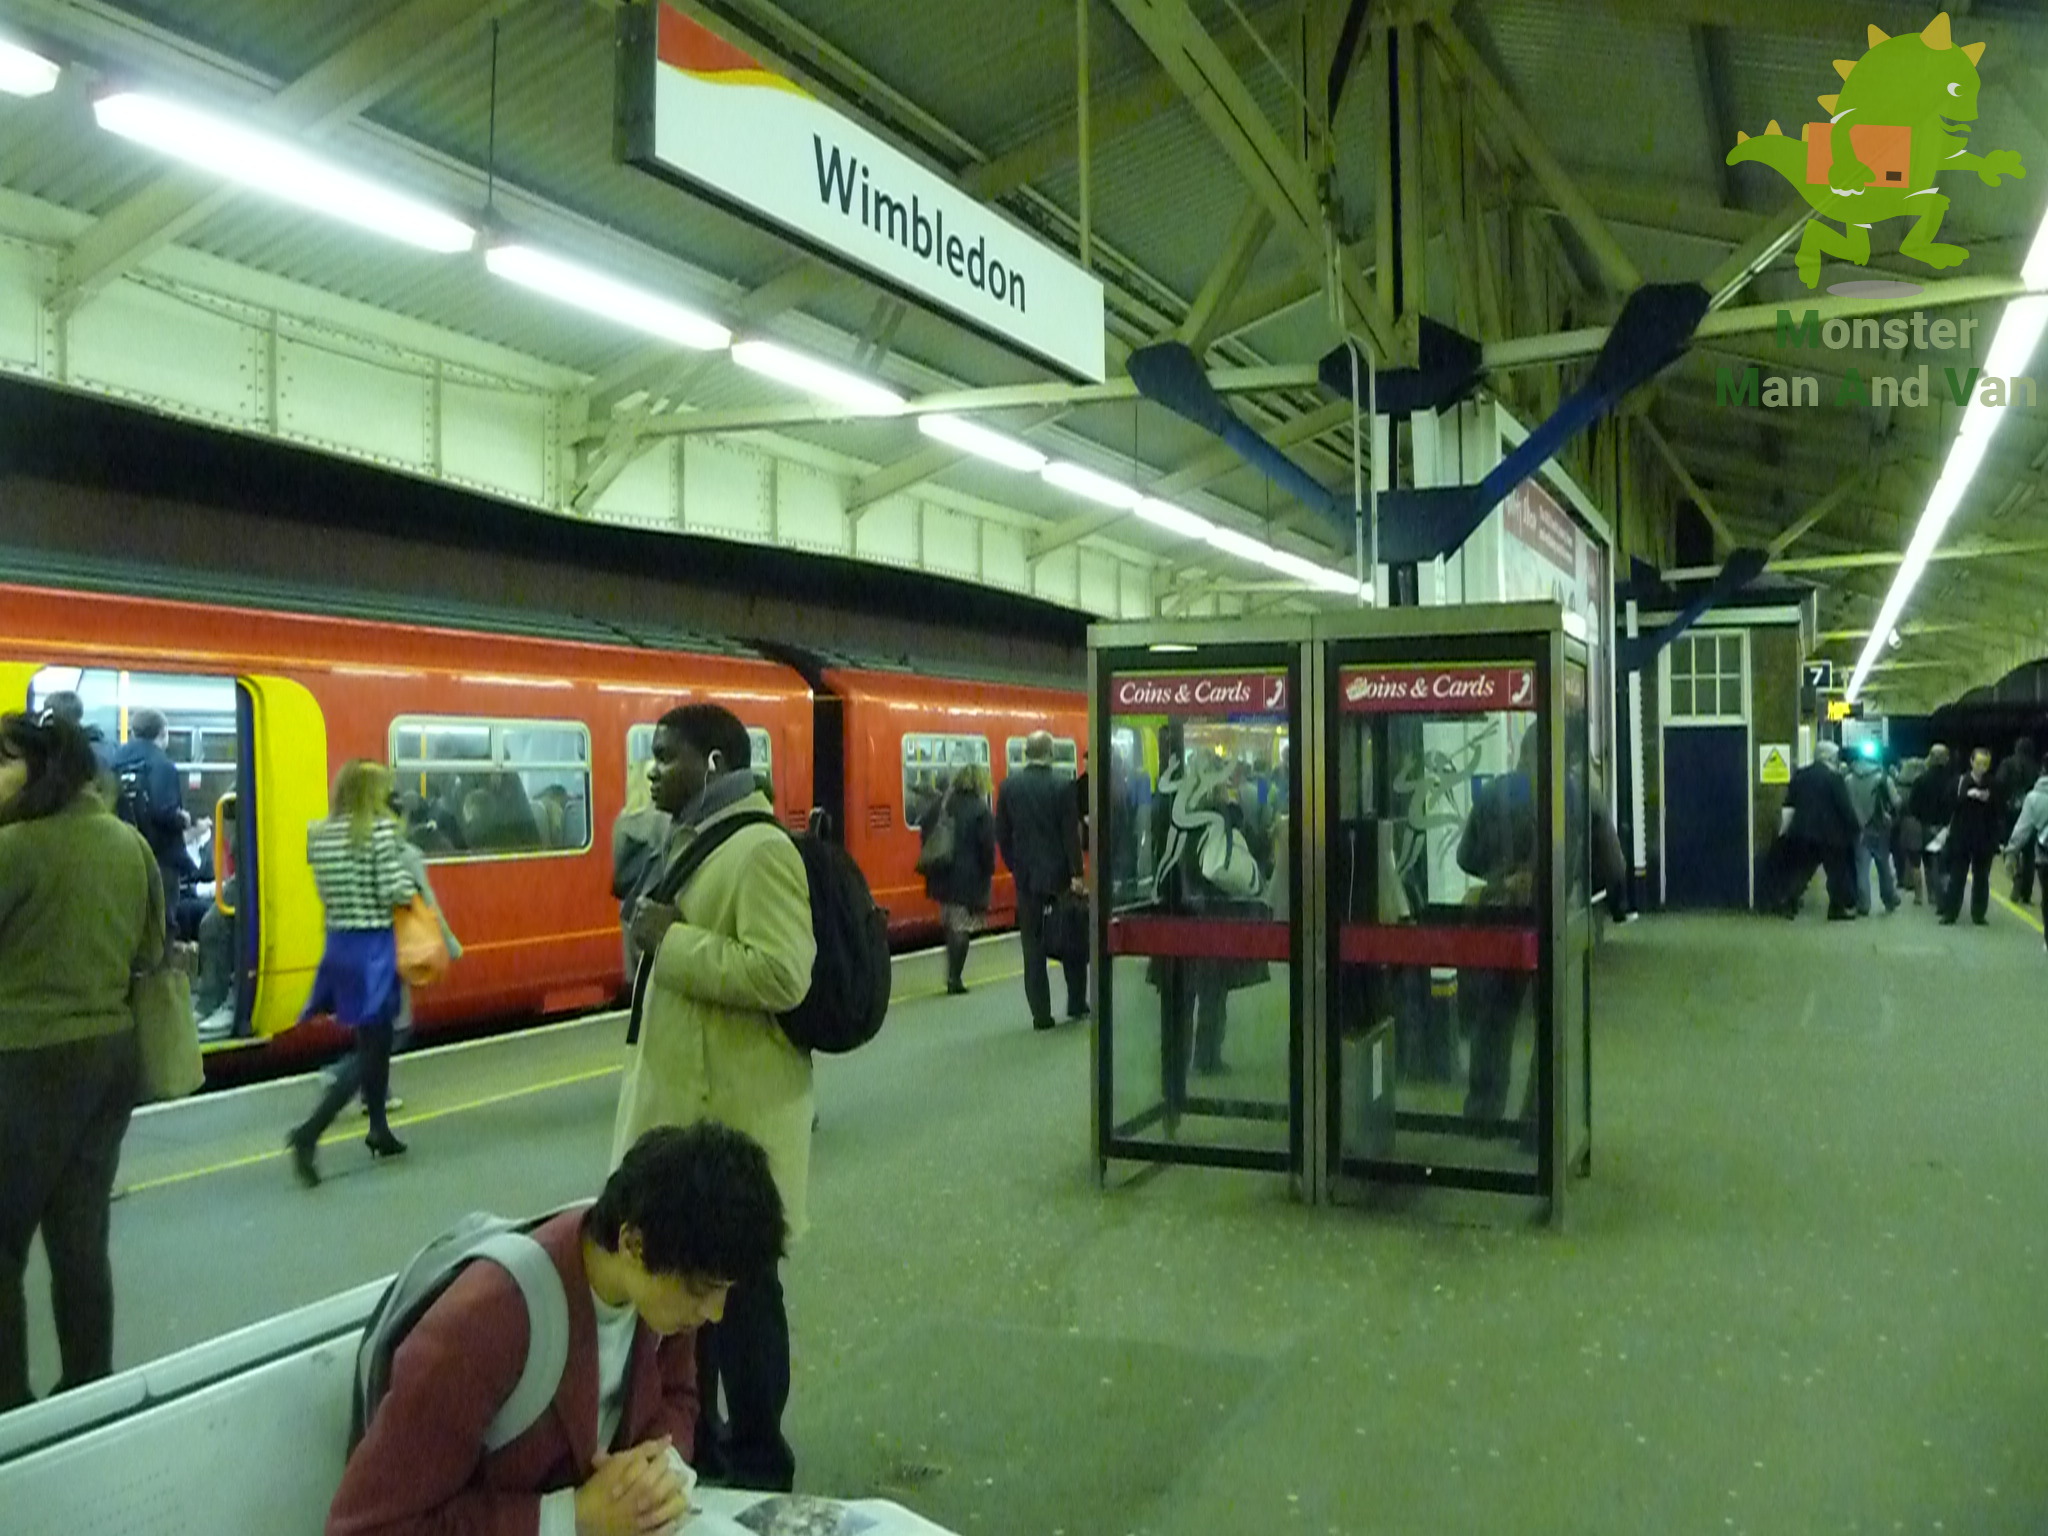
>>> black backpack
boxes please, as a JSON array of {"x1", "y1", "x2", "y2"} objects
[
  {"x1": 626, "y1": 811, "x2": 890, "y2": 1055},
  {"x1": 113, "y1": 758, "x2": 155, "y2": 839}
]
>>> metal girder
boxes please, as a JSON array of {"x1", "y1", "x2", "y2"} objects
[
  {"x1": 51, "y1": 0, "x2": 518, "y2": 309},
  {"x1": 1432, "y1": 14, "x2": 1640, "y2": 295},
  {"x1": 1103, "y1": 0, "x2": 1398, "y2": 359},
  {"x1": 1664, "y1": 535, "x2": 2048, "y2": 580},
  {"x1": 959, "y1": 15, "x2": 1275, "y2": 199},
  {"x1": 1637, "y1": 416, "x2": 1735, "y2": 554},
  {"x1": 1177, "y1": 198, "x2": 1274, "y2": 354},
  {"x1": 1703, "y1": 204, "x2": 1813, "y2": 311},
  {"x1": 1690, "y1": 26, "x2": 1736, "y2": 209},
  {"x1": 1766, "y1": 468, "x2": 1872, "y2": 558}
]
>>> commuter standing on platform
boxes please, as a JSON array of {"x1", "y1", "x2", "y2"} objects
[
  {"x1": 611, "y1": 769, "x2": 672, "y2": 982},
  {"x1": 1845, "y1": 747, "x2": 1902, "y2": 917},
  {"x1": 0, "y1": 711, "x2": 163, "y2": 1413},
  {"x1": 326, "y1": 1123, "x2": 787, "y2": 1536},
  {"x1": 996, "y1": 730, "x2": 1087, "y2": 1032},
  {"x1": 1939, "y1": 748, "x2": 2004, "y2": 927},
  {"x1": 614, "y1": 703, "x2": 814, "y2": 1493},
  {"x1": 1772, "y1": 741, "x2": 1860, "y2": 920},
  {"x1": 1994, "y1": 735, "x2": 2040, "y2": 904},
  {"x1": 920, "y1": 764, "x2": 997, "y2": 995},
  {"x1": 2004, "y1": 761, "x2": 2048, "y2": 951},
  {"x1": 286, "y1": 760, "x2": 419, "y2": 1187},
  {"x1": 1909, "y1": 744, "x2": 1959, "y2": 904}
]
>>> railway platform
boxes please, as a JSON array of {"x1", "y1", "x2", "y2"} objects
[{"x1": 14, "y1": 898, "x2": 2048, "y2": 1535}]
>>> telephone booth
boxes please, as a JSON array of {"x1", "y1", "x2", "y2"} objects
[
  {"x1": 1089, "y1": 621, "x2": 1307, "y2": 1182},
  {"x1": 1089, "y1": 604, "x2": 1593, "y2": 1220},
  {"x1": 1311, "y1": 603, "x2": 1592, "y2": 1216}
]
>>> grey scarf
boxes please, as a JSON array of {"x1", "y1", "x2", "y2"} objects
[{"x1": 675, "y1": 768, "x2": 763, "y2": 836}]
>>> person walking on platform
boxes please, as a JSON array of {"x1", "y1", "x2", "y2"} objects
[
  {"x1": 1995, "y1": 735, "x2": 2041, "y2": 904},
  {"x1": 0, "y1": 710, "x2": 163, "y2": 1413},
  {"x1": 1939, "y1": 748, "x2": 2004, "y2": 927},
  {"x1": 1845, "y1": 747, "x2": 1902, "y2": 917},
  {"x1": 1771, "y1": 741, "x2": 1860, "y2": 920},
  {"x1": 2004, "y1": 761, "x2": 2048, "y2": 951},
  {"x1": 996, "y1": 730, "x2": 1087, "y2": 1031},
  {"x1": 285, "y1": 760, "x2": 419, "y2": 1187},
  {"x1": 920, "y1": 765, "x2": 997, "y2": 995},
  {"x1": 326, "y1": 1123, "x2": 787, "y2": 1536},
  {"x1": 613, "y1": 704, "x2": 814, "y2": 1493},
  {"x1": 611, "y1": 770, "x2": 672, "y2": 983},
  {"x1": 1909, "y1": 745, "x2": 1959, "y2": 906}
]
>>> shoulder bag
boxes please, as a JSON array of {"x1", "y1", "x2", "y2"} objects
[{"x1": 133, "y1": 960, "x2": 203, "y2": 1103}]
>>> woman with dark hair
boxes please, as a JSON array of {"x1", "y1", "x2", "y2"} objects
[
  {"x1": 0, "y1": 710, "x2": 165, "y2": 1412},
  {"x1": 285, "y1": 759, "x2": 419, "y2": 1187}
]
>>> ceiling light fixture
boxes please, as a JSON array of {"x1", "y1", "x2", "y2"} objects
[
  {"x1": 730, "y1": 339, "x2": 903, "y2": 414},
  {"x1": 1041, "y1": 460, "x2": 1141, "y2": 509},
  {"x1": 485, "y1": 244, "x2": 730, "y2": 350},
  {"x1": 1133, "y1": 497, "x2": 1215, "y2": 540},
  {"x1": 0, "y1": 36, "x2": 59, "y2": 96},
  {"x1": 92, "y1": 91, "x2": 475, "y2": 253},
  {"x1": 1849, "y1": 213, "x2": 2048, "y2": 699},
  {"x1": 917, "y1": 413, "x2": 1047, "y2": 471}
]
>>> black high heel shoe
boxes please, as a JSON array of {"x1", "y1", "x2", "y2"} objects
[
  {"x1": 365, "y1": 1130, "x2": 408, "y2": 1159},
  {"x1": 286, "y1": 1131, "x2": 320, "y2": 1189}
]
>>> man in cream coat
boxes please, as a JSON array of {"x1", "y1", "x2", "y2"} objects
[{"x1": 614, "y1": 703, "x2": 815, "y2": 1493}]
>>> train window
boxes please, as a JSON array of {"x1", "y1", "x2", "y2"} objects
[
  {"x1": 1005, "y1": 735, "x2": 1080, "y2": 781},
  {"x1": 627, "y1": 722, "x2": 773, "y2": 801},
  {"x1": 902, "y1": 733, "x2": 990, "y2": 827},
  {"x1": 390, "y1": 716, "x2": 592, "y2": 860}
]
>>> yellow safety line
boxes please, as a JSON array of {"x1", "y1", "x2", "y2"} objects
[
  {"x1": 1993, "y1": 889, "x2": 2044, "y2": 932},
  {"x1": 122, "y1": 967, "x2": 1024, "y2": 1196}
]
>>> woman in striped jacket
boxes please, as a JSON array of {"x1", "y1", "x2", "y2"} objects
[{"x1": 286, "y1": 759, "x2": 418, "y2": 1187}]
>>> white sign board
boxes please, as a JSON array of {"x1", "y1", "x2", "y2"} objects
[{"x1": 624, "y1": 6, "x2": 1107, "y2": 382}]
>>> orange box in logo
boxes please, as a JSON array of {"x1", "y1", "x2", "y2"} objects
[{"x1": 1803, "y1": 122, "x2": 1913, "y2": 187}]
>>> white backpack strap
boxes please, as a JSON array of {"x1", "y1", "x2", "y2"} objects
[{"x1": 477, "y1": 1233, "x2": 572, "y2": 1453}]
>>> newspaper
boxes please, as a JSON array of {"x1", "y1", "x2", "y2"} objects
[{"x1": 685, "y1": 1487, "x2": 958, "y2": 1536}]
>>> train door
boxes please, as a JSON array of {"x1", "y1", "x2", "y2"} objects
[
  {"x1": 21, "y1": 665, "x2": 273, "y2": 1041},
  {"x1": 237, "y1": 676, "x2": 328, "y2": 1039}
]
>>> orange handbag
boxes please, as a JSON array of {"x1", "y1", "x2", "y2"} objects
[{"x1": 394, "y1": 896, "x2": 452, "y2": 989}]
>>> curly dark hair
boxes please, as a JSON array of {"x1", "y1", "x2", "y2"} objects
[
  {"x1": 0, "y1": 712, "x2": 100, "y2": 825},
  {"x1": 657, "y1": 703, "x2": 752, "y2": 772},
  {"x1": 587, "y1": 1122, "x2": 786, "y2": 1282}
]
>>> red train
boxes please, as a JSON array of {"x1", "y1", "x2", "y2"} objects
[{"x1": 0, "y1": 577, "x2": 1083, "y2": 1072}]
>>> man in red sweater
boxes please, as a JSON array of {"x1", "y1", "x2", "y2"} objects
[{"x1": 328, "y1": 1124, "x2": 786, "y2": 1536}]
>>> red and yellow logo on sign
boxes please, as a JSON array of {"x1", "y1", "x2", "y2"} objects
[{"x1": 655, "y1": 5, "x2": 809, "y2": 98}]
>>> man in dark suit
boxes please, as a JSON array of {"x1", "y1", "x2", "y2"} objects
[
  {"x1": 1772, "y1": 741, "x2": 1861, "y2": 920},
  {"x1": 1940, "y1": 747, "x2": 2005, "y2": 927},
  {"x1": 327, "y1": 1124, "x2": 786, "y2": 1536},
  {"x1": 996, "y1": 730, "x2": 1086, "y2": 1032}
]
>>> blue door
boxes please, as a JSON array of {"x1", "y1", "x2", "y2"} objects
[{"x1": 1663, "y1": 725, "x2": 1750, "y2": 908}]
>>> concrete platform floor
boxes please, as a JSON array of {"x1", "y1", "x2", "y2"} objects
[{"x1": 19, "y1": 894, "x2": 2048, "y2": 1535}]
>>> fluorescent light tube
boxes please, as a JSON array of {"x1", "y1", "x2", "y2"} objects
[
  {"x1": 1848, "y1": 282, "x2": 2048, "y2": 698},
  {"x1": 486, "y1": 244, "x2": 729, "y2": 350},
  {"x1": 0, "y1": 36, "x2": 59, "y2": 96},
  {"x1": 92, "y1": 91, "x2": 474, "y2": 253},
  {"x1": 917, "y1": 413, "x2": 1046, "y2": 471},
  {"x1": 1042, "y1": 460, "x2": 1140, "y2": 509},
  {"x1": 1133, "y1": 497, "x2": 1215, "y2": 539},
  {"x1": 730, "y1": 340, "x2": 903, "y2": 414}
]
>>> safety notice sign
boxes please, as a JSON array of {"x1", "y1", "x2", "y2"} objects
[{"x1": 1759, "y1": 743, "x2": 1793, "y2": 785}]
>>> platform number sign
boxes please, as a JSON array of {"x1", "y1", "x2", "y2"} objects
[{"x1": 1803, "y1": 660, "x2": 1834, "y2": 691}]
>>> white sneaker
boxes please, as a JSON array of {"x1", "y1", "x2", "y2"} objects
[
  {"x1": 196, "y1": 1004, "x2": 236, "y2": 1038},
  {"x1": 358, "y1": 1096, "x2": 405, "y2": 1117}
]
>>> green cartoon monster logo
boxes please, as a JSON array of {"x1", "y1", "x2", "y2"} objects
[{"x1": 1726, "y1": 11, "x2": 2024, "y2": 289}]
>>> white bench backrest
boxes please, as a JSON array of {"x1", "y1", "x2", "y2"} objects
[{"x1": 0, "y1": 1281, "x2": 383, "y2": 1536}]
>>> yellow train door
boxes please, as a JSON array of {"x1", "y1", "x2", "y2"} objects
[{"x1": 240, "y1": 675, "x2": 330, "y2": 1041}]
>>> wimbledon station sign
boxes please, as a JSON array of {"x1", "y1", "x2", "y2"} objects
[{"x1": 620, "y1": 5, "x2": 1107, "y2": 382}]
